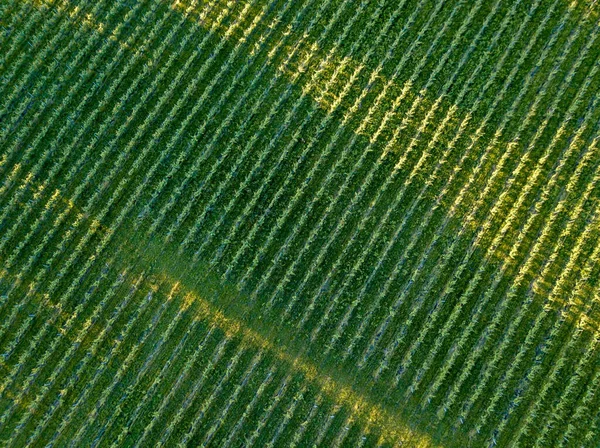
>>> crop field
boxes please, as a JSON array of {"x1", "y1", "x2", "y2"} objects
[{"x1": 1, "y1": 0, "x2": 600, "y2": 446}]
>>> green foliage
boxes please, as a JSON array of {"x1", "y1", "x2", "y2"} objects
[{"x1": 1, "y1": 0, "x2": 599, "y2": 446}]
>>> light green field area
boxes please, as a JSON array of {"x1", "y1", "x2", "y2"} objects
[{"x1": 1, "y1": 0, "x2": 600, "y2": 446}]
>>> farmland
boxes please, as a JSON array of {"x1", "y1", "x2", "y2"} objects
[{"x1": 1, "y1": 0, "x2": 600, "y2": 446}]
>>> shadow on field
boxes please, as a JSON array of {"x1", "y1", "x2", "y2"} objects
[
  {"x1": 3, "y1": 0, "x2": 600, "y2": 446},
  {"x1": 133, "y1": 238, "x2": 439, "y2": 446}
]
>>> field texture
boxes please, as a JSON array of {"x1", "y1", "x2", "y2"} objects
[{"x1": 1, "y1": 0, "x2": 600, "y2": 446}]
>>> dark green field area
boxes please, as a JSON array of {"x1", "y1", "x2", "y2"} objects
[{"x1": 1, "y1": 0, "x2": 600, "y2": 446}]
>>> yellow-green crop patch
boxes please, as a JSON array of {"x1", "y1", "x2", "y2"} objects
[{"x1": 1, "y1": 0, "x2": 600, "y2": 446}]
